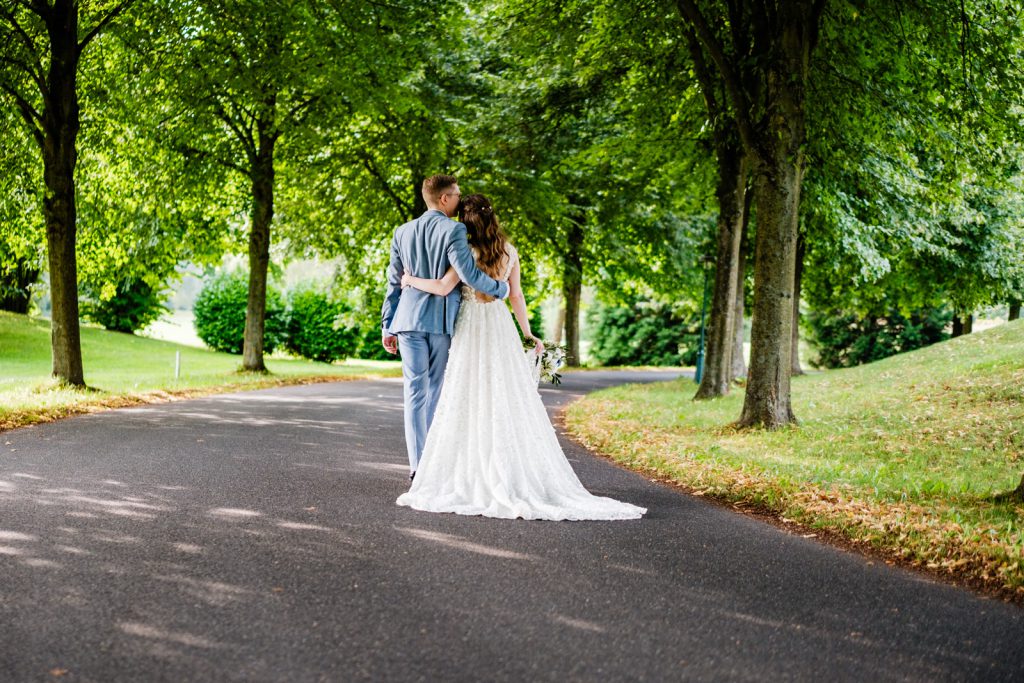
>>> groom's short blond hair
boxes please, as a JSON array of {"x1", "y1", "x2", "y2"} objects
[{"x1": 422, "y1": 174, "x2": 458, "y2": 205}]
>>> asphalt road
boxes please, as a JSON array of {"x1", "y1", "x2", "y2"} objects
[{"x1": 1, "y1": 370, "x2": 1022, "y2": 682}]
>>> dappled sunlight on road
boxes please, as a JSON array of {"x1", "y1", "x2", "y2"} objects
[
  {"x1": 0, "y1": 464, "x2": 374, "y2": 674},
  {"x1": 119, "y1": 621, "x2": 226, "y2": 650},
  {"x1": 0, "y1": 372, "x2": 1019, "y2": 681},
  {"x1": 208, "y1": 507, "x2": 262, "y2": 518},
  {"x1": 0, "y1": 469, "x2": 362, "y2": 578},
  {"x1": 396, "y1": 526, "x2": 540, "y2": 561},
  {"x1": 550, "y1": 614, "x2": 607, "y2": 633},
  {"x1": 352, "y1": 461, "x2": 409, "y2": 473},
  {"x1": 606, "y1": 562, "x2": 658, "y2": 576}
]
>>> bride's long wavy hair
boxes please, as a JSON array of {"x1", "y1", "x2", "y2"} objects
[{"x1": 459, "y1": 194, "x2": 509, "y2": 278}]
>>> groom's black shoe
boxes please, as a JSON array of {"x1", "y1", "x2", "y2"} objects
[{"x1": 409, "y1": 471, "x2": 416, "y2": 482}]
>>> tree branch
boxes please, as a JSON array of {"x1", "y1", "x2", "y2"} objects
[
  {"x1": 0, "y1": 49, "x2": 48, "y2": 96},
  {"x1": 174, "y1": 141, "x2": 250, "y2": 178},
  {"x1": 213, "y1": 100, "x2": 257, "y2": 162},
  {"x1": 674, "y1": 0, "x2": 757, "y2": 153},
  {"x1": 0, "y1": 83, "x2": 44, "y2": 149},
  {"x1": 283, "y1": 94, "x2": 318, "y2": 126},
  {"x1": 682, "y1": 24, "x2": 720, "y2": 119},
  {"x1": 357, "y1": 149, "x2": 412, "y2": 217},
  {"x1": 0, "y1": 6, "x2": 47, "y2": 85},
  {"x1": 13, "y1": 0, "x2": 48, "y2": 18},
  {"x1": 808, "y1": 0, "x2": 828, "y2": 53},
  {"x1": 78, "y1": 0, "x2": 136, "y2": 52}
]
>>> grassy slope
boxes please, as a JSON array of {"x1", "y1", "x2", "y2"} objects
[
  {"x1": 0, "y1": 312, "x2": 400, "y2": 429},
  {"x1": 566, "y1": 319, "x2": 1024, "y2": 596}
]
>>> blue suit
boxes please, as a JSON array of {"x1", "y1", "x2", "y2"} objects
[{"x1": 381, "y1": 209, "x2": 509, "y2": 472}]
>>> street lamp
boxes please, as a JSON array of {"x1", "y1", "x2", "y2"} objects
[{"x1": 694, "y1": 254, "x2": 714, "y2": 384}]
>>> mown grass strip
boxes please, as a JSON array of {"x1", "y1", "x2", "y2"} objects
[
  {"x1": 0, "y1": 312, "x2": 401, "y2": 432},
  {"x1": 565, "y1": 320, "x2": 1024, "y2": 599}
]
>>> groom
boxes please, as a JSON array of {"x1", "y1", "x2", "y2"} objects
[{"x1": 381, "y1": 174, "x2": 510, "y2": 480}]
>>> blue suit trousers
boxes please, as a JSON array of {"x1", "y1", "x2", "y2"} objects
[{"x1": 397, "y1": 331, "x2": 451, "y2": 472}]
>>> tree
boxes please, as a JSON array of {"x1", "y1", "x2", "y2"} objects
[
  {"x1": 466, "y1": 0, "x2": 706, "y2": 366},
  {"x1": 0, "y1": 0, "x2": 136, "y2": 386},
  {"x1": 682, "y1": 23, "x2": 749, "y2": 399},
  {"x1": 147, "y1": 0, "x2": 423, "y2": 372},
  {"x1": 677, "y1": 0, "x2": 827, "y2": 427},
  {"x1": 799, "y1": 1, "x2": 1024, "y2": 345}
]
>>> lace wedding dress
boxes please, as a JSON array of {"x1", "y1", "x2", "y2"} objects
[{"x1": 396, "y1": 244, "x2": 646, "y2": 521}]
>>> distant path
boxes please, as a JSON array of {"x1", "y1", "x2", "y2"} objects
[{"x1": 1, "y1": 370, "x2": 1021, "y2": 681}]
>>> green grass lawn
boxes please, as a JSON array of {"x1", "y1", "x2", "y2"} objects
[
  {"x1": 0, "y1": 311, "x2": 401, "y2": 429},
  {"x1": 566, "y1": 319, "x2": 1024, "y2": 597}
]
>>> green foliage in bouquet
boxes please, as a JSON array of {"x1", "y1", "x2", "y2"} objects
[{"x1": 523, "y1": 339, "x2": 566, "y2": 385}]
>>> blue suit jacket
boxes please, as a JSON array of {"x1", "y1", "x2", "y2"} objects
[{"x1": 381, "y1": 210, "x2": 510, "y2": 336}]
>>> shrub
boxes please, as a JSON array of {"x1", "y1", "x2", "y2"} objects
[
  {"x1": 193, "y1": 271, "x2": 286, "y2": 354},
  {"x1": 806, "y1": 307, "x2": 952, "y2": 368},
  {"x1": 283, "y1": 286, "x2": 359, "y2": 363},
  {"x1": 588, "y1": 299, "x2": 700, "y2": 367},
  {"x1": 81, "y1": 278, "x2": 168, "y2": 334},
  {"x1": 354, "y1": 324, "x2": 395, "y2": 361},
  {"x1": 0, "y1": 257, "x2": 40, "y2": 315}
]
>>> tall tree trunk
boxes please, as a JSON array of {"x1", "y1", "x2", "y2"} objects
[
  {"x1": 791, "y1": 233, "x2": 805, "y2": 376},
  {"x1": 676, "y1": 0, "x2": 822, "y2": 428},
  {"x1": 730, "y1": 192, "x2": 751, "y2": 382},
  {"x1": 1007, "y1": 301, "x2": 1020, "y2": 321},
  {"x1": 739, "y1": 157, "x2": 802, "y2": 428},
  {"x1": 738, "y1": 78, "x2": 809, "y2": 424},
  {"x1": 695, "y1": 142, "x2": 747, "y2": 399},
  {"x1": 563, "y1": 220, "x2": 584, "y2": 367},
  {"x1": 951, "y1": 312, "x2": 973, "y2": 337},
  {"x1": 242, "y1": 130, "x2": 276, "y2": 372},
  {"x1": 553, "y1": 306, "x2": 566, "y2": 345},
  {"x1": 41, "y1": 1, "x2": 85, "y2": 386},
  {"x1": 730, "y1": 264, "x2": 746, "y2": 380},
  {"x1": 735, "y1": 8, "x2": 818, "y2": 429},
  {"x1": 411, "y1": 179, "x2": 427, "y2": 217}
]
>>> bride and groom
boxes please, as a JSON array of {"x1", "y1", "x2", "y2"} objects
[{"x1": 381, "y1": 174, "x2": 645, "y2": 521}]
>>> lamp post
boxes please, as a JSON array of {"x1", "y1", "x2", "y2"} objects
[{"x1": 694, "y1": 254, "x2": 714, "y2": 384}]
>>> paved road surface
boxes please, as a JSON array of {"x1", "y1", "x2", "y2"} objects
[{"x1": 1, "y1": 371, "x2": 1022, "y2": 682}]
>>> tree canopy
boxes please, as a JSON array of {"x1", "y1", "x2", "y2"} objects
[{"x1": 2, "y1": 0, "x2": 1021, "y2": 429}]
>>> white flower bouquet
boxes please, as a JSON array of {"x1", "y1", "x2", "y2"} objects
[{"x1": 524, "y1": 340, "x2": 566, "y2": 385}]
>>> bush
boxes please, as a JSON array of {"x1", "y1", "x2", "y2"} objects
[
  {"x1": 806, "y1": 307, "x2": 951, "y2": 368},
  {"x1": 588, "y1": 299, "x2": 700, "y2": 367},
  {"x1": 81, "y1": 278, "x2": 168, "y2": 334},
  {"x1": 193, "y1": 271, "x2": 286, "y2": 354},
  {"x1": 354, "y1": 324, "x2": 396, "y2": 361},
  {"x1": 0, "y1": 257, "x2": 40, "y2": 315},
  {"x1": 283, "y1": 286, "x2": 359, "y2": 363}
]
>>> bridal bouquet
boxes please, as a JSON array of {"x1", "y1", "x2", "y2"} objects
[{"x1": 524, "y1": 340, "x2": 566, "y2": 385}]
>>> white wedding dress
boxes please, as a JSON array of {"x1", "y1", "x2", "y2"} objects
[{"x1": 396, "y1": 244, "x2": 646, "y2": 521}]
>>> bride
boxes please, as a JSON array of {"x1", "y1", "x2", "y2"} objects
[{"x1": 395, "y1": 194, "x2": 646, "y2": 521}]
